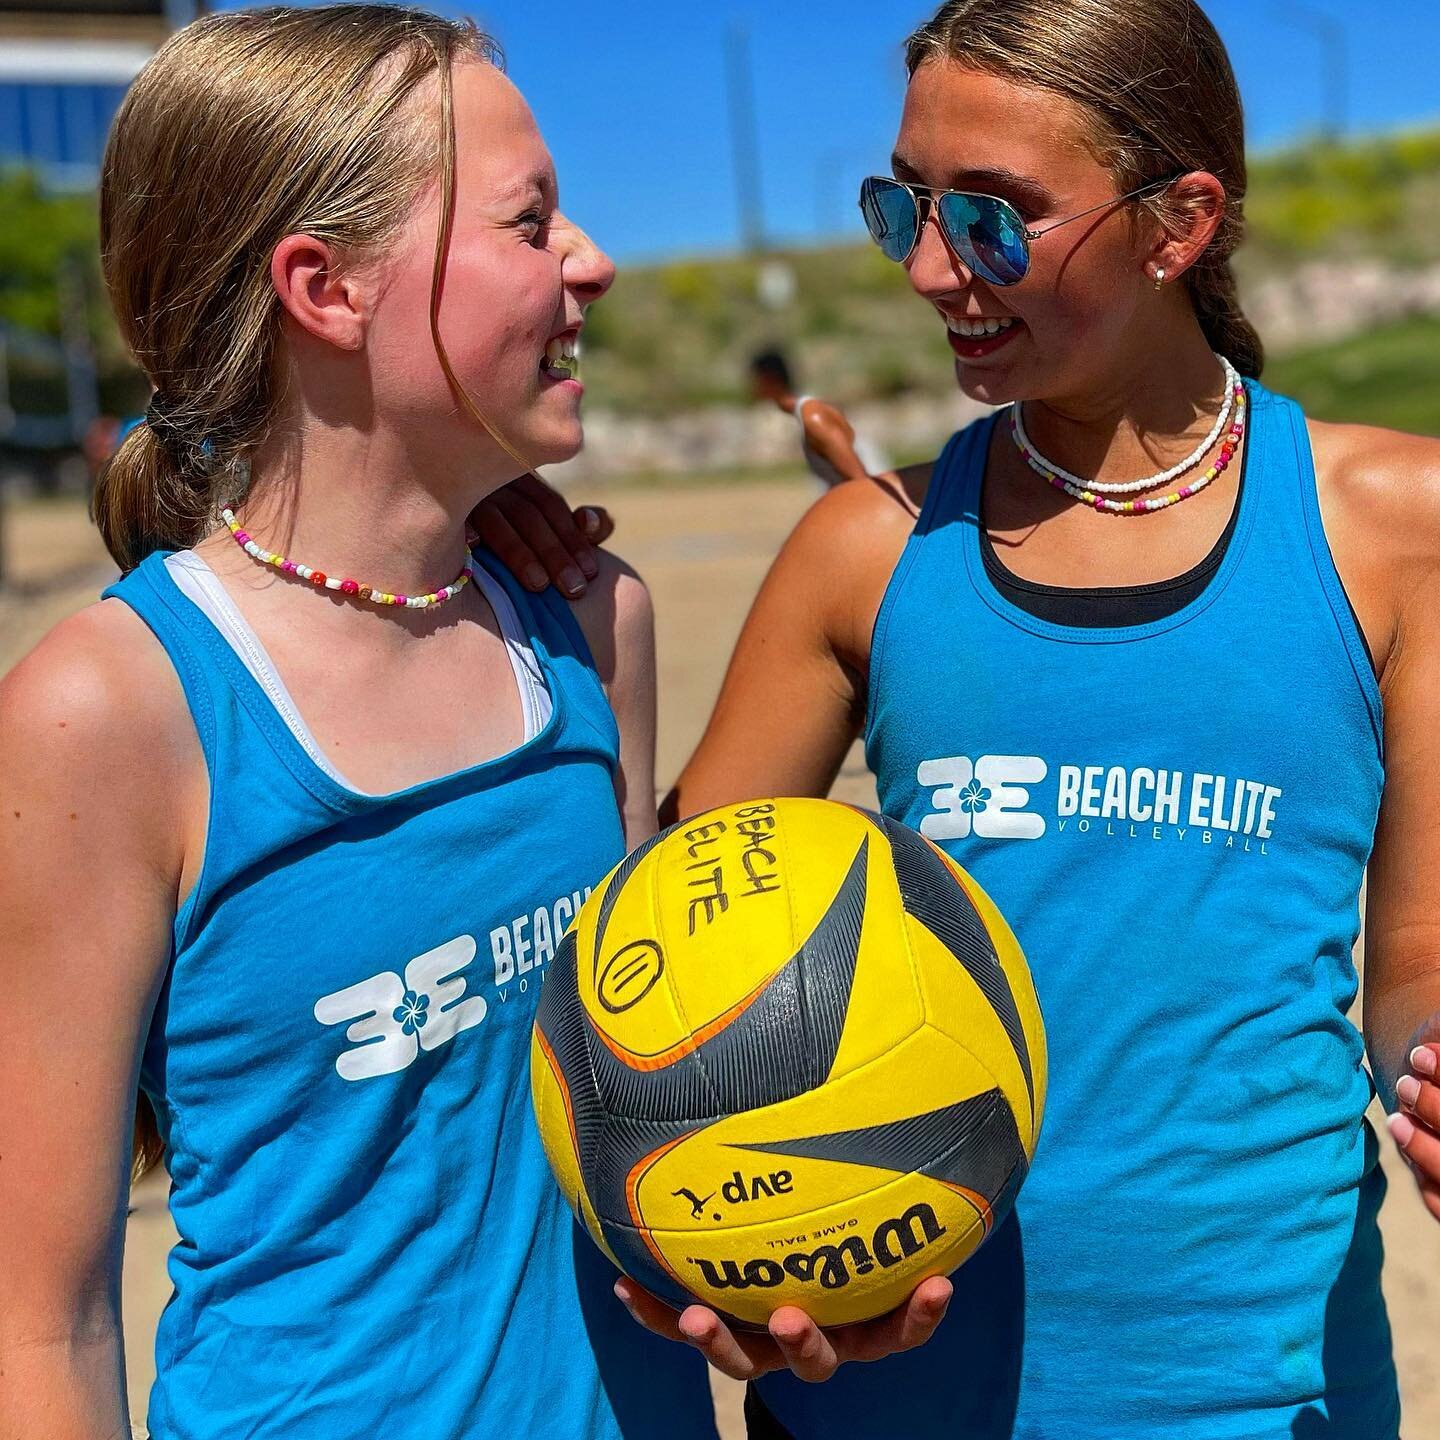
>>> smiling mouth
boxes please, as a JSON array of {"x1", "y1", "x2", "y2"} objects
[
  {"x1": 541, "y1": 331, "x2": 580, "y2": 382},
  {"x1": 946, "y1": 315, "x2": 1016, "y2": 338},
  {"x1": 945, "y1": 315, "x2": 1023, "y2": 359}
]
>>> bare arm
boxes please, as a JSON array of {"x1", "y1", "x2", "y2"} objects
[
  {"x1": 1320, "y1": 423, "x2": 1440, "y2": 1221},
  {"x1": 671, "y1": 468, "x2": 926, "y2": 821},
  {"x1": 798, "y1": 398, "x2": 873, "y2": 485},
  {"x1": 1356, "y1": 442, "x2": 1440, "y2": 1220},
  {"x1": 572, "y1": 550, "x2": 659, "y2": 849},
  {"x1": 0, "y1": 606, "x2": 196, "y2": 1438},
  {"x1": 1364, "y1": 580, "x2": 1440, "y2": 1122}
]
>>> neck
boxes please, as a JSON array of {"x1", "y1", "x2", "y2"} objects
[
  {"x1": 235, "y1": 421, "x2": 515, "y2": 594},
  {"x1": 1023, "y1": 323, "x2": 1231, "y2": 480}
]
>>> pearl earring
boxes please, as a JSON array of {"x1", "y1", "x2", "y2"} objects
[{"x1": 1153, "y1": 266, "x2": 1166, "y2": 291}]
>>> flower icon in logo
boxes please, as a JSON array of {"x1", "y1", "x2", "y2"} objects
[
  {"x1": 392, "y1": 990, "x2": 430, "y2": 1035},
  {"x1": 958, "y1": 779, "x2": 992, "y2": 814}
]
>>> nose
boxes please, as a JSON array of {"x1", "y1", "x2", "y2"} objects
[
  {"x1": 563, "y1": 217, "x2": 616, "y2": 307},
  {"x1": 906, "y1": 202, "x2": 974, "y2": 305}
]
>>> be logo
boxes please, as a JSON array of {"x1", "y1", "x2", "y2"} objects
[
  {"x1": 313, "y1": 935, "x2": 487, "y2": 1082},
  {"x1": 917, "y1": 755, "x2": 1048, "y2": 841}
]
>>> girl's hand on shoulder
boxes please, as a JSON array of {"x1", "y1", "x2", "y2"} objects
[
  {"x1": 612, "y1": 1274, "x2": 953, "y2": 1383},
  {"x1": 469, "y1": 472, "x2": 614, "y2": 598},
  {"x1": 1389, "y1": 1043, "x2": 1440, "y2": 1224}
]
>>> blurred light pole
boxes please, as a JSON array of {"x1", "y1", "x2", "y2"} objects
[
  {"x1": 725, "y1": 23, "x2": 766, "y2": 252},
  {"x1": 1271, "y1": 1, "x2": 1349, "y2": 141}
]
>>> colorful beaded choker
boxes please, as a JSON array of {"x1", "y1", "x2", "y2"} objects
[
  {"x1": 1011, "y1": 359, "x2": 1247, "y2": 515},
  {"x1": 221, "y1": 509, "x2": 473, "y2": 609}
]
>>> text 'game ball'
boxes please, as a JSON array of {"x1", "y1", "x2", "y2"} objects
[{"x1": 530, "y1": 797, "x2": 1046, "y2": 1328}]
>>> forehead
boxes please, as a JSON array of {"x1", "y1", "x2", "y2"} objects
[
  {"x1": 450, "y1": 59, "x2": 553, "y2": 196},
  {"x1": 896, "y1": 60, "x2": 1105, "y2": 190}
]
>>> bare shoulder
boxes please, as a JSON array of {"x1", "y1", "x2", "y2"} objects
[
  {"x1": 570, "y1": 547, "x2": 653, "y2": 686},
  {"x1": 0, "y1": 598, "x2": 196, "y2": 801},
  {"x1": 1310, "y1": 419, "x2": 1440, "y2": 530},
  {"x1": 749, "y1": 459, "x2": 934, "y2": 671},
  {"x1": 1309, "y1": 418, "x2": 1440, "y2": 574},
  {"x1": 1309, "y1": 419, "x2": 1440, "y2": 673},
  {"x1": 786, "y1": 459, "x2": 934, "y2": 561},
  {"x1": 798, "y1": 397, "x2": 854, "y2": 434}
]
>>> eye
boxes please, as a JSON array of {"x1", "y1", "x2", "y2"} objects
[{"x1": 515, "y1": 209, "x2": 553, "y2": 244}]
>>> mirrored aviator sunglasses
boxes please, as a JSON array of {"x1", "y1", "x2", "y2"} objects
[
  {"x1": 860, "y1": 175, "x2": 1031, "y2": 285},
  {"x1": 859, "y1": 173, "x2": 1178, "y2": 288}
]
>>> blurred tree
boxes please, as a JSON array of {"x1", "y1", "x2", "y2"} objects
[{"x1": 0, "y1": 170, "x2": 102, "y2": 339}]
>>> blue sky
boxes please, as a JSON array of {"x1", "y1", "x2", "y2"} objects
[{"x1": 238, "y1": 1, "x2": 1440, "y2": 262}]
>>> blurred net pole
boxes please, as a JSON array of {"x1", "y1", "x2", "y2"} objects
[
  {"x1": 725, "y1": 23, "x2": 766, "y2": 253},
  {"x1": 1271, "y1": 2, "x2": 1348, "y2": 141}
]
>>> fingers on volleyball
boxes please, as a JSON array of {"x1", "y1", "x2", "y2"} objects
[{"x1": 531, "y1": 797, "x2": 1046, "y2": 1328}]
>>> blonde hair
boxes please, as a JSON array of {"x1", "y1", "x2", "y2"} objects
[
  {"x1": 95, "y1": 3, "x2": 502, "y2": 573},
  {"x1": 99, "y1": 4, "x2": 505, "y2": 1180},
  {"x1": 906, "y1": 0, "x2": 1264, "y2": 377}
]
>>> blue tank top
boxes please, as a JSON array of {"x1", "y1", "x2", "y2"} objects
[
  {"x1": 106, "y1": 551, "x2": 715, "y2": 1440},
  {"x1": 755, "y1": 381, "x2": 1398, "y2": 1439}
]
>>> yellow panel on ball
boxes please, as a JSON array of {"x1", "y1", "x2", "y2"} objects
[{"x1": 530, "y1": 798, "x2": 1045, "y2": 1328}]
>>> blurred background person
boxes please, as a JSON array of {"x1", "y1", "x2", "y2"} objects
[{"x1": 749, "y1": 347, "x2": 893, "y2": 488}]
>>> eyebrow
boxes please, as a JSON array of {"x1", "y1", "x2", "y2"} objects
[
  {"x1": 491, "y1": 170, "x2": 554, "y2": 204},
  {"x1": 890, "y1": 153, "x2": 1056, "y2": 210}
]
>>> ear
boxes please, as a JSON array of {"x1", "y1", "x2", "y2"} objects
[
  {"x1": 1145, "y1": 171, "x2": 1227, "y2": 283},
  {"x1": 270, "y1": 234, "x2": 366, "y2": 351}
]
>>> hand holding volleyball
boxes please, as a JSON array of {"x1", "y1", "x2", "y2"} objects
[{"x1": 530, "y1": 797, "x2": 1045, "y2": 1374}]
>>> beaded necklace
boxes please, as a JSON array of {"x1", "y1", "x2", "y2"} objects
[
  {"x1": 1011, "y1": 359, "x2": 1247, "y2": 515},
  {"x1": 221, "y1": 509, "x2": 473, "y2": 609}
]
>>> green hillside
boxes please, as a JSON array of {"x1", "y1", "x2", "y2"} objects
[{"x1": 1266, "y1": 314, "x2": 1440, "y2": 435}]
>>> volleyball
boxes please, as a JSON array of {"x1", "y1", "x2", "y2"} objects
[{"x1": 530, "y1": 797, "x2": 1046, "y2": 1328}]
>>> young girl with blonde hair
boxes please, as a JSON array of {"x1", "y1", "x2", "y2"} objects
[{"x1": 0, "y1": 7, "x2": 731, "y2": 1436}]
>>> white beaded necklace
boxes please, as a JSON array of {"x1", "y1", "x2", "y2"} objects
[{"x1": 1013, "y1": 355, "x2": 1240, "y2": 497}]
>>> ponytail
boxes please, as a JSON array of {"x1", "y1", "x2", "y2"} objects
[
  {"x1": 133, "y1": 1095, "x2": 165, "y2": 1184},
  {"x1": 92, "y1": 410, "x2": 219, "y2": 573}
]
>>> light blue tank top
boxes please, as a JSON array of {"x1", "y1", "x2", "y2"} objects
[
  {"x1": 107, "y1": 551, "x2": 715, "y2": 1440},
  {"x1": 756, "y1": 381, "x2": 1399, "y2": 1438}
]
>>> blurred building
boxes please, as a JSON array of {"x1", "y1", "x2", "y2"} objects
[{"x1": 0, "y1": 0, "x2": 202, "y2": 189}]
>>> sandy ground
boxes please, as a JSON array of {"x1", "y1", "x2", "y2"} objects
[{"x1": 2, "y1": 485, "x2": 1436, "y2": 1438}]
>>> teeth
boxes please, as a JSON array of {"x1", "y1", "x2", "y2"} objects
[
  {"x1": 542, "y1": 334, "x2": 579, "y2": 377},
  {"x1": 946, "y1": 316, "x2": 1015, "y2": 339}
]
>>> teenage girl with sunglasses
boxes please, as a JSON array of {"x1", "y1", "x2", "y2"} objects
[
  {"x1": 489, "y1": 1, "x2": 1440, "y2": 1434},
  {"x1": 0, "y1": 8, "x2": 734, "y2": 1437}
]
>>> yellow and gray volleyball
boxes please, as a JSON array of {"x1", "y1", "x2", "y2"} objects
[{"x1": 530, "y1": 797, "x2": 1046, "y2": 1328}]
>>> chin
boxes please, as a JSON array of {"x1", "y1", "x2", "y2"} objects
[
  {"x1": 954, "y1": 361, "x2": 1024, "y2": 409},
  {"x1": 523, "y1": 422, "x2": 585, "y2": 468}
]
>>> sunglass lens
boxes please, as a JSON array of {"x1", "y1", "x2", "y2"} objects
[
  {"x1": 937, "y1": 192, "x2": 1030, "y2": 285},
  {"x1": 860, "y1": 178, "x2": 918, "y2": 263}
]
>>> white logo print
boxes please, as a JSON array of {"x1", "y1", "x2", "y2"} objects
[
  {"x1": 918, "y1": 755, "x2": 1048, "y2": 841},
  {"x1": 314, "y1": 935, "x2": 487, "y2": 1082}
]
